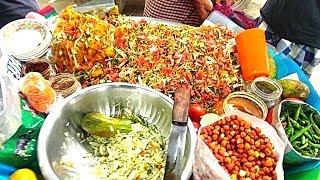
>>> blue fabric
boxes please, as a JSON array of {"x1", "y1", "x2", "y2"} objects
[
  {"x1": 269, "y1": 48, "x2": 320, "y2": 175},
  {"x1": 0, "y1": 163, "x2": 15, "y2": 176},
  {"x1": 0, "y1": 175, "x2": 9, "y2": 180},
  {"x1": 266, "y1": 28, "x2": 320, "y2": 77},
  {"x1": 272, "y1": 52, "x2": 320, "y2": 111}
]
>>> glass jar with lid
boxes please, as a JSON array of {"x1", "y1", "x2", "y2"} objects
[
  {"x1": 214, "y1": 91, "x2": 268, "y2": 120},
  {"x1": 245, "y1": 77, "x2": 282, "y2": 108}
]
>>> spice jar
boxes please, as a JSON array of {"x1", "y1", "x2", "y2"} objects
[
  {"x1": 22, "y1": 58, "x2": 55, "y2": 79},
  {"x1": 49, "y1": 73, "x2": 81, "y2": 98},
  {"x1": 214, "y1": 92, "x2": 268, "y2": 120},
  {"x1": 245, "y1": 77, "x2": 282, "y2": 108}
]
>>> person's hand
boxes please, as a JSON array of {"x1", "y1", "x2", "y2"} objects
[
  {"x1": 194, "y1": 0, "x2": 214, "y2": 20},
  {"x1": 25, "y1": 12, "x2": 47, "y2": 25}
]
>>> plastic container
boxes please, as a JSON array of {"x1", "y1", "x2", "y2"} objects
[
  {"x1": 214, "y1": 91, "x2": 268, "y2": 120},
  {"x1": 49, "y1": 73, "x2": 81, "y2": 98},
  {"x1": 245, "y1": 77, "x2": 282, "y2": 108},
  {"x1": 235, "y1": 28, "x2": 269, "y2": 81},
  {"x1": 22, "y1": 58, "x2": 55, "y2": 80}
]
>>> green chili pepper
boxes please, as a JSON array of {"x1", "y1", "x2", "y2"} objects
[
  {"x1": 289, "y1": 117, "x2": 302, "y2": 129},
  {"x1": 292, "y1": 141, "x2": 301, "y2": 150},
  {"x1": 300, "y1": 142, "x2": 309, "y2": 150},
  {"x1": 300, "y1": 109, "x2": 308, "y2": 120},
  {"x1": 301, "y1": 135, "x2": 306, "y2": 145},
  {"x1": 294, "y1": 106, "x2": 301, "y2": 122},
  {"x1": 305, "y1": 131, "x2": 313, "y2": 141},
  {"x1": 308, "y1": 126, "x2": 316, "y2": 134},
  {"x1": 309, "y1": 141, "x2": 320, "y2": 149},
  {"x1": 311, "y1": 134, "x2": 320, "y2": 142},
  {"x1": 315, "y1": 148, "x2": 319, "y2": 156},
  {"x1": 314, "y1": 114, "x2": 320, "y2": 127},
  {"x1": 292, "y1": 141, "x2": 301, "y2": 146},
  {"x1": 308, "y1": 148, "x2": 314, "y2": 154},
  {"x1": 290, "y1": 124, "x2": 313, "y2": 142},
  {"x1": 300, "y1": 120, "x2": 310, "y2": 126},
  {"x1": 285, "y1": 118, "x2": 294, "y2": 137},
  {"x1": 300, "y1": 150, "x2": 313, "y2": 157},
  {"x1": 289, "y1": 116, "x2": 314, "y2": 141},
  {"x1": 310, "y1": 113, "x2": 320, "y2": 135}
]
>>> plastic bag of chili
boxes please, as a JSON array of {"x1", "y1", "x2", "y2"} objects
[{"x1": 271, "y1": 100, "x2": 320, "y2": 165}]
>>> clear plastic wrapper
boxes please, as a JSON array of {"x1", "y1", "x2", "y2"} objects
[
  {"x1": 19, "y1": 72, "x2": 56, "y2": 113},
  {"x1": 193, "y1": 110, "x2": 285, "y2": 180},
  {"x1": 0, "y1": 47, "x2": 21, "y2": 144}
]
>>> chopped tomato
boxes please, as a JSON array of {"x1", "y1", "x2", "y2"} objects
[
  {"x1": 114, "y1": 28, "x2": 123, "y2": 38},
  {"x1": 162, "y1": 67, "x2": 173, "y2": 76},
  {"x1": 182, "y1": 52, "x2": 189, "y2": 61},
  {"x1": 195, "y1": 71, "x2": 203, "y2": 80},
  {"x1": 137, "y1": 57, "x2": 150, "y2": 68},
  {"x1": 188, "y1": 104, "x2": 206, "y2": 123},
  {"x1": 153, "y1": 51, "x2": 160, "y2": 61},
  {"x1": 115, "y1": 37, "x2": 126, "y2": 48}
]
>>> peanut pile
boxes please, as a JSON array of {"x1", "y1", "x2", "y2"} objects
[{"x1": 200, "y1": 115, "x2": 278, "y2": 180}]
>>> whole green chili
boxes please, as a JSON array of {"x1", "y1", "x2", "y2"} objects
[
  {"x1": 312, "y1": 134, "x2": 320, "y2": 142},
  {"x1": 300, "y1": 150, "x2": 313, "y2": 157},
  {"x1": 294, "y1": 105, "x2": 301, "y2": 122},
  {"x1": 292, "y1": 141, "x2": 301, "y2": 150},
  {"x1": 315, "y1": 148, "x2": 319, "y2": 156},
  {"x1": 289, "y1": 117, "x2": 302, "y2": 129},
  {"x1": 309, "y1": 141, "x2": 320, "y2": 149},
  {"x1": 305, "y1": 132, "x2": 314, "y2": 142},
  {"x1": 300, "y1": 142, "x2": 309, "y2": 150},
  {"x1": 290, "y1": 124, "x2": 313, "y2": 142},
  {"x1": 285, "y1": 118, "x2": 294, "y2": 137},
  {"x1": 310, "y1": 113, "x2": 320, "y2": 135},
  {"x1": 300, "y1": 109, "x2": 308, "y2": 120},
  {"x1": 301, "y1": 135, "x2": 306, "y2": 145}
]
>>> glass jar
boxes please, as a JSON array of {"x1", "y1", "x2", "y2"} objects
[
  {"x1": 245, "y1": 77, "x2": 282, "y2": 108},
  {"x1": 49, "y1": 73, "x2": 81, "y2": 98},
  {"x1": 22, "y1": 58, "x2": 55, "y2": 79},
  {"x1": 223, "y1": 92, "x2": 268, "y2": 120}
]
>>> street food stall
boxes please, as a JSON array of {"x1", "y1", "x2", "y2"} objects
[{"x1": 0, "y1": 2, "x2": 319, "y2": 180}]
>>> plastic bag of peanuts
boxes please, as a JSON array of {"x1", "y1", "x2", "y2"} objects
[{"x1": 193, "y1": 110, "x2": 285, "y2": 180}]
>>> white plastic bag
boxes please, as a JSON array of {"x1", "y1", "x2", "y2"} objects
[
  {"x1": 193, "y1": 110, "x2": 285, "y2": 180},
  {"x1": 0, "y1": 46, "x2": 21, "y2": 144}
]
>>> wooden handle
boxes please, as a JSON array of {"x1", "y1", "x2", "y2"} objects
[{"x1": 172, "y1": 88, "x2": 190, "y2": 125}]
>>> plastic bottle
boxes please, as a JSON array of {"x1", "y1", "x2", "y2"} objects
[{"x1": 235, "y1": 28, "x2": 270, "y2": 81}]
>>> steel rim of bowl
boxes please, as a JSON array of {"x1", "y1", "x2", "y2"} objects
[{"x1": 37, "y1": 82, "x2": 197, "y2": 180}]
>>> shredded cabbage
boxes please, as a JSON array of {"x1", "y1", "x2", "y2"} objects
[{"x1": 56, "y1": 112, "x2": 166, "y2": 180}]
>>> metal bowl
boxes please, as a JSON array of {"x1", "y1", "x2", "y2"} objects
[{"x1": 38, "y1": 82, "x2": 197, "y2": 180}]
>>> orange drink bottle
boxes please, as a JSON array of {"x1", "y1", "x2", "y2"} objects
[{"x1": 235, "y1": 28, "x2": 270, "y2": 81}]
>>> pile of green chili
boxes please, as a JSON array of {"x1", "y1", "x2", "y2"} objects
[{"x1": 281, "y1": 102, "x2": 320, "y2": 157}]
